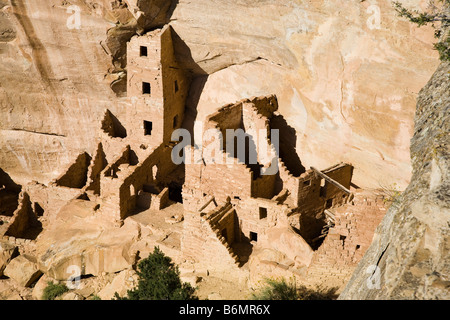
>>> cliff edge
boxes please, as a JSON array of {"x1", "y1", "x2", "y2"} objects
[{"x1": 339, "y1": 61, "x2": 450, "y2": 299}]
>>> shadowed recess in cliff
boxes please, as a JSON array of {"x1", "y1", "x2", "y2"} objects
[{"x1": 105, "y1": 0, "x2": 180, "y2": 95}]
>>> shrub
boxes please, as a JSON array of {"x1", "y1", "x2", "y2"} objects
[
  {"x1": 114, "y1": 246, "x2": 198, "y2": 300},
  {"x1": 42, "y1": 281, "x2": 69, "y2": 300},
  {"x1": 378, "y1": 182, "x2": 402, "y2": 206},
  {"x1": 251, "y1": 277, "x2": 338, "y2": 300},
  {"x1": 393, "y1": 0, "x2": 450, "y2": 61}
]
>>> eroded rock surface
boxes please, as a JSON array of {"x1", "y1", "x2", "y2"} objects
[
  {"x1": 339, "y1": 61, "x2": 450, "y2": 300},
  {"x1": 0, "y1": 0, "x2": 440, "y2": 189}
]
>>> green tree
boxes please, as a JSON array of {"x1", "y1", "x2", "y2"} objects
[
  {"x1": 114, "y1": 246, "x2": 198, "y2": 300},
  {"x1": 393, "y1": 0, "x2": 450, "y2": 61}
]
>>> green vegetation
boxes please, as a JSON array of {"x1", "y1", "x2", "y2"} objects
[
  {"x1": 393, "y1": 0, "x2": 450, "y2": 61},
  {"x1": 251, "y1": 277, "x2": 338, "y2": 300},
  {"x1": 114, "y1": 246, "x2": 198, "y2": 300},
  {"x1": 378, "y1": 182, "x2": 402, "y2": 206},
  {"x1": 42, "y1": 281, "x2": 69, "y2": 300}
]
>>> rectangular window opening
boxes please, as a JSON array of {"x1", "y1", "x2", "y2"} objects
[
  {"x1": 174, "y1": 80, "x2": 179, "y2": 93},
  {"x1": 259, "y1": 207, "x2": 267, "y2": 220},
  {"x1": 140, "y1": 46, "x2": 148, "y2": 57},
  {"x1": 144, "y1": 120, "x2": 153, "y2": 136},
  {"x1": 250, "y1": 231, "x2": 258, "y2": 242},
  {"x1": 142, "y1": 82, "x2": 151, "y2": 95},
  {"x1": 173, "y1": 115, "x2": 178, "y2": 128}
]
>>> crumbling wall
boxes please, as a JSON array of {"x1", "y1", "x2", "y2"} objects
[
  {"x1": 120, "y1": 145, "x2": 178, "y2": 218},
  {"x1": 305, "y1": 191, "x2": 386, "y2": 289},
  {"x1": 98, "y1": 143, "x2": 179, "y2": 220},
  {"x1": 183, "y1": 148, "x2": 252, "y2": 212},
  {"x1": 296, "y1": 170, "x2": 322, "y2": 215},
  {"x1": 251, "y1": 174, "x2": 276, "y2": 199},
  {"x1": 208, "y1": 103, "x2": 242, "y2": 136},
  {"x1": 3, "y1": 192, "x2": 42, "y2": 240},
  {"x1": 248, "y1": 95, "x2": 278, "y2": 119},
  {"x1": 321, "y1": 163, "x2": 353, "y2": 207},
  {"x1": 101, "y1": 109, "x2": 127, "y2": 139},
  {"x1": 54, "y1": 152, "x2": 92, "y2": 189},
  {"x1": 232, "y1": 197, "x2": 290, "y2": 243},
  {"x1": 181, "y1": 204, "x2": 240, "y2": 273},
  {"x1": 149, "y1": 187, "x2": 170, "y2": 211},
  {"x1": 24, "y1": 181, "x2": 83, "y2": 220},
  {"x1": 86, "y1": 143, "x2": 108, "y2": 195}
]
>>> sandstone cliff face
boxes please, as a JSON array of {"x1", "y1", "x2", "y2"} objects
[
  {"x1": 0, "y1": 0, "x2": 440, "y2": 189},
  {"x1": 339, "y1": 61, "x2": 450, "y2": 300}
]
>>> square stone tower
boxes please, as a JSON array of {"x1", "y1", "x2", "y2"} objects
[{"x1": 126, "y1": 25, "x2": 189, "y2": 150}]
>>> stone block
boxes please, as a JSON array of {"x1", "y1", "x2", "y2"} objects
[
  {"x1": 4, "y1": 255, "x2": 43, "y2": 287},
  {"x1": 0, "y1": 241, "x2": 18, "y2": 276}
]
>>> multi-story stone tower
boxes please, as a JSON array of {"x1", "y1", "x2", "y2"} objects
[{"x1": 126, "y1": 25, "x2": 189, "y2": 151}]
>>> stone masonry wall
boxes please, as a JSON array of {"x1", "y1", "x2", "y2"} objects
[{"x1": 305, "y1": 191, "x2": 386, "y2": 289}]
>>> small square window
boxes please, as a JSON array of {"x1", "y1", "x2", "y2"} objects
[
  {"x1": 144, "y1": 121, "x2": 152, "y2": 136},
  {"x1": 303, "y1": 179, "x2": 311, "y2": 186},
  {"x1": 250, "y1": 232, "x2": 258, "y2": 242},
  {"x1": 140, "y1": 46, "x2": 148, "y2": 57},
  {"x1": 142, "y1": 82, "x2": 151, "y2": 94}
]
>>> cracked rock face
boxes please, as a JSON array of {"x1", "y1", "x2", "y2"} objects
[
  {"x1": 0, "y1": 0, "x2": 441, "y2": 190},
  {"x1": 338, "y1": 61, "x2": 450, "y2": 300}
]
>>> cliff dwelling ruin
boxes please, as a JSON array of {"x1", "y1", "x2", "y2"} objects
[{"x1": 0, "y1": 25, "x2": 388, "y2": 299}]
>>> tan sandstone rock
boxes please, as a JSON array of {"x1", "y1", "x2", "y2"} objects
[
  {"x1": 4, "y1": 255, "x2": 42, "y2": 287},
  {"x1": 31, "y1": 273, "x2": 50, "y2": 300},
  {"x1": 0, "y1": 0, "x2": 440, "y2": 192},
  {"x1": 0, "y1": 241, "x2": 18, "y2": 276},
  {"x1": 97, "y1": 269, "x2": 138, "y2": 300}
]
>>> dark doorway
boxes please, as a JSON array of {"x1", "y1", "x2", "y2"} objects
[{"x1": 168, "y1": 183, "x2": 183, "y2": 203}]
